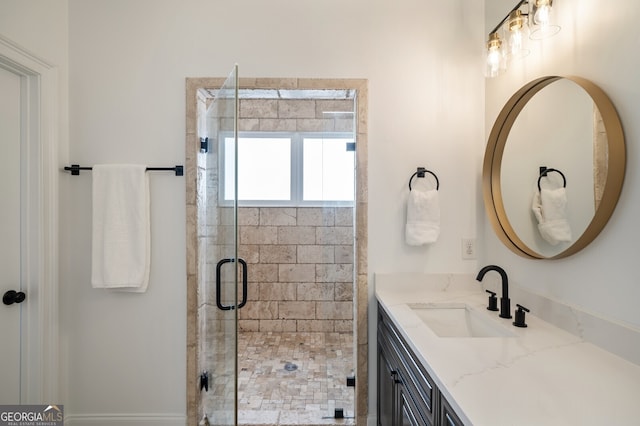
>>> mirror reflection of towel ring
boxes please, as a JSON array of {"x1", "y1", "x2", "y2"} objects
[
  {"x1": 409, "y1": 167, "x2": 439, "y2": 191},
  {"x1": 537, "y1": 168, "x2": 566, "y2": 191}
]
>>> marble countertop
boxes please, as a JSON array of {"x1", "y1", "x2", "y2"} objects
[{"x1": 375, "y1": 273, "x2": 640, "y2": 426}]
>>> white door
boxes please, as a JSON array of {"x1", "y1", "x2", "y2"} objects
[{"x1": 0, "y1": 64, "x2": 24, "y2": 404}]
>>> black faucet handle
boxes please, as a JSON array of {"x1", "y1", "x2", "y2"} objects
[
  {"x1": 485, "y1": 290, "x2": 498, "y2": 312},
  {"x1": 513, "y1": 304, "x2": 530, "y2": 328}
]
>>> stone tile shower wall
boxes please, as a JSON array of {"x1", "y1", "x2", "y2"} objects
[
  {"x1": 238, "y1": 97, "x2": 355, "y2": 133},
  {"x1": 237, "y1": 96, "x2": 355, "y2": 333},
  {"x1": 237, "y1": 207, "x2": 354, "y2": 332}
]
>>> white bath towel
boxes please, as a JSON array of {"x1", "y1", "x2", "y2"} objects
[
  {"x1": 405, "y1": 186, "x2": 440, "y2": 246},
  {"x1": 91, "y1": 164, "x2": 150, "y2": 292},
  {"x1": 532, "y1": 187, "x2": 572, "y2": 246}
]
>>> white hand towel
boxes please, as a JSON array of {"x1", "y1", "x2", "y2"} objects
[
  {"x1": 405, "y1": 187, "x2": 440, "y2": 246},
  {"x1": 531, "y1": 187, "x2": 572, "y2": 246},
  {"x1": 92, "y1": 164, "x2": 150, "y2": 292}
]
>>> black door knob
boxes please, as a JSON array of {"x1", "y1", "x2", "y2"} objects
[{"x1": 3, "y1": 290, "x2": 26, "y2": 306}]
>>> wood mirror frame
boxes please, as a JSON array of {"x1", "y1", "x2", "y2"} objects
[{"x1": 483, "y1": 75, "x2": 626, "y2": 259}]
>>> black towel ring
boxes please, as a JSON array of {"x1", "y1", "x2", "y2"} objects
[
  {"x1": 409, "y1": 167, "x2": 439, "y2": 191},
  {"x1": 537, "y1": 168, "x2": 566, "y2": 191}
]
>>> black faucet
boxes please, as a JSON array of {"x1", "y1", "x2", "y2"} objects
[{"x1": 476, "y1": 265, "x2": 511, "y2": 319}]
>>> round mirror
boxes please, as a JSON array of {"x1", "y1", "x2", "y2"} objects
[{"x1": 483, "y1": 76, "x2": 626, "y2": 259}]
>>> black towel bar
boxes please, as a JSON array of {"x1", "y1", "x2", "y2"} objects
[
  {"x1": 538, "y1": 166, "x2": 566, "y2": 191},
  {"x1": 64, "y1": 164, "x2": 184, "y2": 176},
  {"x1": 409, "y1": 167, "x2": 439, "y2": 191}
]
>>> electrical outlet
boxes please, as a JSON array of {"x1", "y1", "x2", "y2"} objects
[{"x1": 462, "y1": 238, "x2": 476, "y2": 259}]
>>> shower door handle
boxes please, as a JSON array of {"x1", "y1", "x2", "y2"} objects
[
  {"x1": 215, "y1": 258, "x2": 248, "y2": 311},
  {"x1": 235, "y1": 258, "x2": 248, "y2": 310},
  {"x1": 3, "y1": 290, "x2": 26, "y2": 306}
]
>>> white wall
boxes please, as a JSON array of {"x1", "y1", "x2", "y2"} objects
[
  {"x1": 483, "y1": 0, "x2": 640, "y2": 328},
  {"x1": 61, "y1": 0, "x2": 485, "y2": 423},
  {"x1": 0, "y1": 1, "x2": 68, "y2": 65},
  {"x1": 0, "y1": 1, "x2": 69, "y2": 191}
]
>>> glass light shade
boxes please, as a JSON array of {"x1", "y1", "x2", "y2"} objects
[
  {"x1": 485, "y1": 32, "x2": 506, "y2": 78},
  {"x1": 529, "y1": 0, "x2": 561, "y2": 40},
  {"x1": 507, "y1": 10, "x2": 530, "y2": 59}
]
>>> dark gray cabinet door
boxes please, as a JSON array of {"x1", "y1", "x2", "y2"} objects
[
  {"x1": 378, "y1": 337, "x2": 397, "y2": 426},
  {"x1": 378, "y1": 303, "x2": 464, "y2": 426}
]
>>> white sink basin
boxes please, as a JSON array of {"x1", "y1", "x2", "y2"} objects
[{"x1": 408, "y1": 303, "x2": 516, "y2": 338}]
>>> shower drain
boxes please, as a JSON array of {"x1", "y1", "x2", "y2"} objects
[{"x1": 284, "y1": 362, "x2": 298, "y2": 371}]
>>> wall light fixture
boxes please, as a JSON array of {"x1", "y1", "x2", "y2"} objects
[{"x1": 485, "y1": 0, "x2": 560, "y2": 78}]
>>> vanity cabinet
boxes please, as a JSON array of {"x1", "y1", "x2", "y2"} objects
[{"x1": 378, "y1": 303, "x2": 464, "y2": 426}]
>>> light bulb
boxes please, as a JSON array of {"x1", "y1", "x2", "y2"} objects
[
  {"x1": 488, "y1": 48, "x2": 501, "y2": 68},
  {"x1": 534, "y1": 4, "x2": 551, "y2": 26},
  {"x1": 485, "y1": 33, "x2": 504, "y2": 78}
]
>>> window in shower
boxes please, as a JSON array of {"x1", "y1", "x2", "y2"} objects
[
  {"x1": 222, "y1": 132, "x2": 355, "y2": 206},
  {"x1": 223, "y1": 136, "x2": 292, "y2": 201},
  {"x1": 302, "y1": 136, "x2": 355, "y2": 202}
]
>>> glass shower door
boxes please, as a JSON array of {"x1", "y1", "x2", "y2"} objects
[{"x1": 198, "y1": 65, "x2": 240, "y2": 425}]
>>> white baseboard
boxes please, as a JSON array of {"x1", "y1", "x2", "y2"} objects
[{"x1": 64, "y1": 413, "x2": 186, "y2": 426}]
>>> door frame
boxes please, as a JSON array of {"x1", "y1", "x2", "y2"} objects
[{"x1": 0, "y1": 34, "x2": 59, "y2": 403}]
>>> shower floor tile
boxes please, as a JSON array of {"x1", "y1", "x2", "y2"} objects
[{"x1": 237, "y1": 332, "x2": 355, "y2": 426}]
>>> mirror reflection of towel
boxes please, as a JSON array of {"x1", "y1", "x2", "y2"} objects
[
  {"x1": 532, "y1": 187, "x2": 572, "y2": 245},
  {"x1": 406, "y1": 188, "x2": 440, "y2": 246}
]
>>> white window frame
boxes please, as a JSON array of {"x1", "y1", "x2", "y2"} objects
[{"x1": 219, "y1": 131, "x2": 355, "y2": 207}]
